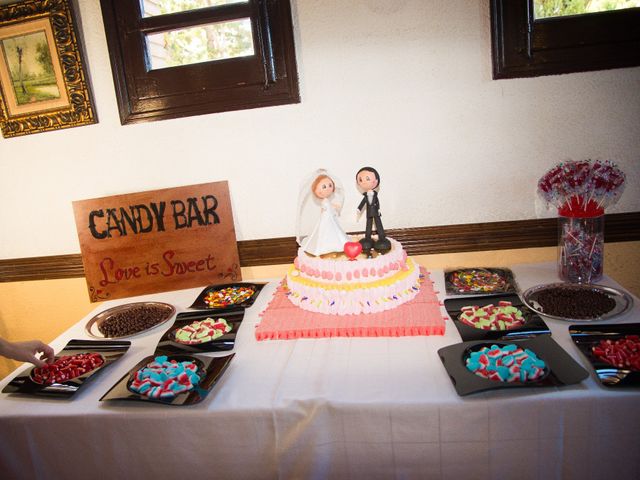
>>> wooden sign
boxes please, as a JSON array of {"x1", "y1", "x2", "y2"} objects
[{"x1": 72, "y1": 182, "x2": 241, "y2": 302}]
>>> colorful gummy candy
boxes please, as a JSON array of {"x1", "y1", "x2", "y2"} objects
[
  {"x1": 592, "y1": 335, "x2": 640, "y2": 371},
  {"x1": 204, "y1": 286, "x2": 255, "y2": 308},
  {"x1": 31, "y1": 353, "x2": 104, "y2": 385},
  {"x1": 459, "y1": 301, "x2": 526, "y2": 331},
  {"x1": 450, "y1": 269, "x2": 507, "y2": 293},
  {"x1": 174, "y1": 318, "x2": 231, "y2": 345},
  {"x1": 129, "y1": 356, "x2": 202, "y2": 400},
  {"x1": 465, "y1": 344, "x2": 547, "y2": 383}
]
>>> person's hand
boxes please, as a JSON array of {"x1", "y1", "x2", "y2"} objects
[
  {"x1": 356, "y1": 209, "x2": 363, "y2": 222},
  {"x1": 2, "y1": 340, "x2": 55, "y2": 367}
]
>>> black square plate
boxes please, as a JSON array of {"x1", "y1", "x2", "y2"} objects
[
  {"x1": 438, "y1": 335, "x2": 589, "y2": 396},
  {"x1": 444, "y1": 293, "x2": 550, "y2": 342},
  {"x1": 189, "y1": 282, "x2": 265, "y2": 310},
  {"x1": 155, "y1": 310, "x2": 244, "y2": 353},
  {"x1": 100, "y1": 353, "x2": 234, "y2": 405},
  {"x1": 444, "y1": 267, "x2": 517, "y2": 296},
  {"x1": 569, "y1": 323, "x2": 640, "y2": 387},
  {"x1": 2, "y1": 339, "x2": 130, "y2": 398}
]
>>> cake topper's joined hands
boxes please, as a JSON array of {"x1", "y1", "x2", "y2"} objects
[{"x1": 356, "y1": 166, "x2": 391, "y2": 255}]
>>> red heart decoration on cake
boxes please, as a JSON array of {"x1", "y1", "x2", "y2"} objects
[{"x1": 344, "y1": 241, "x2": 363, "y2": 260}]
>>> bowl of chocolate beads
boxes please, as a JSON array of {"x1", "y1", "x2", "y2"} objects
[
  {"x1": 522, "y1": 283, "x2": 633, "y2": 322},
  {"x1": 189, "y1": 283, "x2": 264, "y2": 310},
  {"x1": 85, "y1": 302, "x2": 176, "y2": 339}
]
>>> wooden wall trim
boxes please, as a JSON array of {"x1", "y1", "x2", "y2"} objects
[{"x1": 1, "y1": 212, "x2": 638, "y2": 283}]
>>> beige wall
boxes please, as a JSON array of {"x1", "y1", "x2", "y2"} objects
[
  {"x1": 1, "y1": 0, "x2": 639, "y2": 260},
  {"x1": 1, "y1": 241, "x2": 638, "y2": 379}
]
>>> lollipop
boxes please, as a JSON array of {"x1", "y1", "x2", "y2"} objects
[
  {"x1": 588, "y1": 160, "x2": 626, "y2": 210},
  {"x1": 538, "y1": 159, "x2": 626, "y2": 283},
  {"x1": 537, "y1": 159, "x2": 626, "y2": 216}
]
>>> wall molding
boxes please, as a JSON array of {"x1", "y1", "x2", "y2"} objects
[{"x1": 1, "y1": 212, "x2": 638, "y2": 283}]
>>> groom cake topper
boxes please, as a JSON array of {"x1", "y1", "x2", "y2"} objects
[{"x1": 356, "y1": 166, "x2": 391, "y2": 255}]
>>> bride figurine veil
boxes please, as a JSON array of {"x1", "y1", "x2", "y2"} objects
[{"x1": 295, "y1": 168, "x2": 346, "y2": 246}]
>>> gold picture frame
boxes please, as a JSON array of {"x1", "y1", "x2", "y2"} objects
[{"x1": 0, "y1": 0, "x2": 96, "y2": 138}]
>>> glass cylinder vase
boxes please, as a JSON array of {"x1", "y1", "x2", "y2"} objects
[{"x1": 557, "y1": 214, "x2": 604, "y2": 283}]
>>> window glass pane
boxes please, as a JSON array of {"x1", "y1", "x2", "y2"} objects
[
  {"x1": 534, "y1": 0, "x2": 640, "y2": 19},
  {"x1": 145, "y1": 18, "x2": 254, "y2": 70},
  {"x1": 141, "y1": 0, "x2": 248, "y2": 18}
]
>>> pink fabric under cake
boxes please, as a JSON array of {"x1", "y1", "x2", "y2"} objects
[{"x1": 255, "y1": 268, "x2": 446, "y2": 340}]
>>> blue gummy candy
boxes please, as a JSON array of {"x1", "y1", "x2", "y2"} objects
[
  {"x1": 466, "y1": 360, "x2": 480, "y2": 371},
  {"x1": 534, "y1": 359, "x2": 546, "y2": 369},
  {"x1": 497, "y1": 366, "x2": 510, "y2": 380},
  {"x1": 138, "y1": 382, "x2": 151, "y2": 393}
]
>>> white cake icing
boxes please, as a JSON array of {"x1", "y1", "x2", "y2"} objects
[{"x1": 286, "y1": 238, "x2": 421, "y2": 315}]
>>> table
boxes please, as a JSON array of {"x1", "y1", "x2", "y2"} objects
[{"x1": 1, "y1": 263, "x2": 639, "y2": 480}]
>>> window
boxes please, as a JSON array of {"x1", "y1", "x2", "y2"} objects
[
  {"x1": 100, "y1": 0, "x2": 300, "y2": 124},
  {"x1": 490, "y1": 0, "x2": 640, "y2": 79},
  {"x1": 533, "y1": 0, "x2": 640, "y2": 19}
]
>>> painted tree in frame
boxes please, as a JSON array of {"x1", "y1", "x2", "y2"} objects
[
  {"x1": 0, "y1": 0, "x2": 96, "y2": 138},
  {"x1": 2, "y1": 29, "x2": 62, "y2": 105}
]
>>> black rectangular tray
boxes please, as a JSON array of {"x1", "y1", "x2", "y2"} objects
[
  {"x1": 2, "y1": 339, "x2": 130, "y2": 398},
  {"x1": 155, "y1": 310, "x2": 244, "y2": 353},
  {"x1": 189, "y1": 282, "x2": 265, "y2": 311},
  {"x1": 444, "y1": 267, "x2": 517, "y2": 296},
  {"x1": 100, "y1": 353, "x2": 234, "y2": 405},
  {"x1": 444, "y1": 293, "x2": 550, "y2": 342},
  {"x1": 438, "y1": 335, "x2": 589, "y2": 396},
  {"x1": 569, "y1": 323, "x2": 640, "y2": 388}
]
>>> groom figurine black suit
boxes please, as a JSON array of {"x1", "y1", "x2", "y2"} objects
[{"x1": 356, "y1": 167, "x2": 391, "y2": 255}]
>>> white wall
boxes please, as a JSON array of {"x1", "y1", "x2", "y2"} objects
[{"x1": 1, "y1": 0, "x2": 639, "y2": 259}]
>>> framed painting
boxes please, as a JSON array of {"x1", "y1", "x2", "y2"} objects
[{"x1": 0, "y1": 0, "x2": 96, "y2": 138}]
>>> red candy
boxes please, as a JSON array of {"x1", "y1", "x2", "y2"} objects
[
  {"x1": 31, "y1": 353, "x2": 104, "y2": 385},
  {"x1": 592, "y1": 335, "x2": 640, "y2": 371}
]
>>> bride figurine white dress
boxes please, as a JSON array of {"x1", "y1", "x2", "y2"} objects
[{"x1": 296, "y1": 169, "x2": 349, "y2": 256}]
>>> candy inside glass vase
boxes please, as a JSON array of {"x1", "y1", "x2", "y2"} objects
[
  {"x1": 537, "y1": 159, "x2": 626, "y2": 284},
  {"x1": 557, "y1": 213, "x2": 604, "y2": 283}
]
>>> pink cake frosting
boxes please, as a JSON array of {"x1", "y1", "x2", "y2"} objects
[
  {"x1": 293, "y1": 238, "x2": 408, "y2": 283},
  {"x1": 286, "y1": 238, "x2": 421, "y2": 315}
]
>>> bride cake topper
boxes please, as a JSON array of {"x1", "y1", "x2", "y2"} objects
[
  {"x1": 356, "y1": 166, "x2": 391, "y2": 255},
  {"x1": 296, "y1": 169, "x2": 350, "y2": 257}
]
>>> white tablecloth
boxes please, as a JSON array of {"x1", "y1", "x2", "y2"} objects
[{"x1": 1, "y1": 263, "x2": 639, "y2": 480}]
